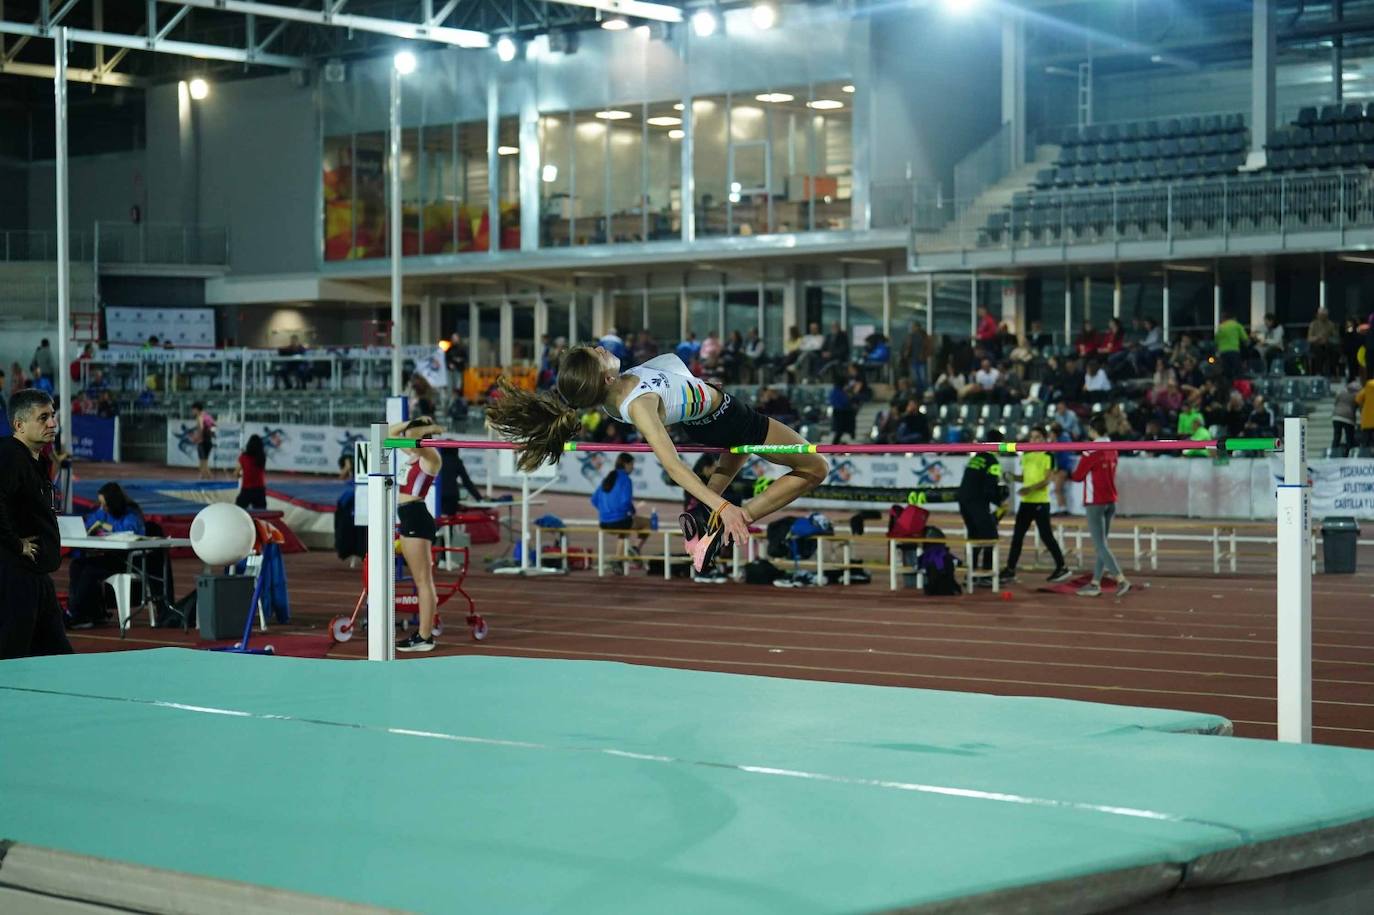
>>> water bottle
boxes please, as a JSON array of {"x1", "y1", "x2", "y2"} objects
[{"x1": 650, "y1": 510, "x2": 659, "y2": 531}]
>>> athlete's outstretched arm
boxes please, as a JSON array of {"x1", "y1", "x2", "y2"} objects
[{"x1": 627, "y1": 398, "x2": 751, "y2": 546}]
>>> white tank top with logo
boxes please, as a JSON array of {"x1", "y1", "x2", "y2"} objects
[{"x1": 607, "y1": 354, "x2": 715, "y2": 426}]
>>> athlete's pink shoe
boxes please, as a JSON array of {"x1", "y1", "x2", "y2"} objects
[{"x1": 679, "y1": 505, "x2": 726, "y2": 573}]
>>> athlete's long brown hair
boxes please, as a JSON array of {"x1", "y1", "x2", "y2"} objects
[{"x1": 485, "y1": 345, "x2": 610, "y2": 472}]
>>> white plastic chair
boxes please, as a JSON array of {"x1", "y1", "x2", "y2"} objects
[{"x1": 105, "y1": 573, "x2": 149, "y2": 634}]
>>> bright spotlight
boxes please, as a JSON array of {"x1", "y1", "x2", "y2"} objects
[
  {"x1": 188, "y1": 78, "x2": 209, "y2": 100},
  {"x1": 601, "y1": 15, "x2": 629, "y2": 31},
  {"x1": 691, "y1": 9, "x2": 718, "y2": 37},
  {"x1": 541, "y1": 164, "x2": 559, "y2": 183},
  {"x1": 668, "y1": 128, "x2": 684, "y2": 139},
  {"x1": 941, "y1": 0, "x2": 978, "y2": 14},
  {"x1": 751, "y1": 3, "x2": 778, "y2": 29},
  {"x1": 393, "y1": 50, "x2": 417, "y2": 74},
  {"x1": 496, "y1": 36, "x2": 517, "y2": 62}
]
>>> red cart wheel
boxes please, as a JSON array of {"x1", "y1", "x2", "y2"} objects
[{"x1": 329, "y1": 615, "x2": 354, "y2": 643}]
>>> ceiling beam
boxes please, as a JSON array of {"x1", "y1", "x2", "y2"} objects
[
  {"x1": 0, "y1": 19, "x2": 313, "y2": 69},
  {"x1": 550, "y1": 0, "x2": 682, "y2": 24},
  {"x1": 0, "y1": 58, "x2": 146, "y2": 86},
  {"x1": 167, "y1": 0, "x2": 490, "y2": 48}
]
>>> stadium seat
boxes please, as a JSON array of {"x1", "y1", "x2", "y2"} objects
[
  {"x1": 1343, "y1": 103, "x2": 1365, "y2": 122},
  {"x1": 1307, "y1": 378, "x2": 1330, "y2": 398},
  {"x1": 979, "y1": 404, "x2": 1003, "y2": 422},
  {"x1": 1297, "y1": 106, "x2": 1318, "y2": 126},
  {"x1": 1281, "y1": 401, "x2": 1307, "y2": 417}
]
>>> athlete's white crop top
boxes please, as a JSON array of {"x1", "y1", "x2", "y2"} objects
[{"x1": 608, "y1": 354, "x2": 715, "y2": 425}]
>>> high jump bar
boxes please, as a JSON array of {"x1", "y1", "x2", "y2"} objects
[{"x1": 384, "y1": 437, "x2": 1282, "y2": 455}]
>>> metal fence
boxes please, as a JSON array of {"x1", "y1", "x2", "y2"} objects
[
  {"x1": 953, "y1": 123, "x2": 1014, "y2": 211},
  {"x1": 920, "y1": 168, "x2": 1374, "y2": 254},
  {"x1": 0, "y1": 230, "x2": 95, "y2": 262},
  {"x1": 871, "y1": 181, "x2": 950, "y2": 231},
  {"x1": 0, "y1": 224, "x2": 228, "y2": 266}
]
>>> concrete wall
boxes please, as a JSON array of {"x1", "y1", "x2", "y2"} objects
[
  {"x1": 0, "y1": 160, "x2": 28, "y2": 230},
  {"x1": 26, "y1": 150, "x2": 146, "y2": 236}
]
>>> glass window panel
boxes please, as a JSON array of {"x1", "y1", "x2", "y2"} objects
[
  {"x1": 804, "y1": 284, "x2": 842, "y2": 331},
  {"x1": 729, "y1": 99, "x2": 768, "y2": 236},
  {"x1": 724, "y1": 289, "x2": 758, "y2": 342},
  {"x1": 767, "y1": 88, "x2": 814, "y2": 233},
  {"x1": 846, "y1": 283, "x2": 883, "y2": 351},
  {"x1": 1168, "y1": 275, "x2": 1212, "y2": 335},
  {"x1": 1087, "y1": 277, "x2": 1114, "y2": 332},
  {"x1": 612, "y1": 293, "x2": 641, "y2": 339},
  {"x1": 540, "y1": 114, "x2": 571, "y2": 248},
  {"x1": 645, "y1": 101, "x2": 682, "y2": 241},
  {"x1": 498, "y1": 117, "x2": 521, "y2": 250},
  {"x1": 418, "y1": 124, "x2": 456, "y2": 256},
  {"x1": 476, "y1": 303, "x2": 500, "y2": 367},
  {"x1": 511, "y1": 301, "x2": 536, "y2": 365},
  {"x1": 889, "y1": 281, "x2": 929, "y2": 369},
  {"x1": 545, "y1": 298, "x2": 570, "y2": 344},
  {"x1": 608, "y1": 105, "x2": 645, "y2": 243},
  {"x1": 350, "y1": 132, "x2": 386, "y2": 259},
  {"x1": 763, "y1": 288, "x2": 784, "y2": 356},
  {"x1": 573, "y1": 108, "x2": 609, "y2": 245},
  {"x1": 441, "y1": 303, "x2": 470, "y2": 342},
  {"x1": 811, "y1": 81, "x2": 852, "y2": 231},
  {"x1": 648, "y1": 293, "x2": 680, "y2": 353},
  {"x1": 573, "y1": 294, "x2": 593, "y2": 345},
  {"x1": 458, "y1": 122, "x2": 488, "y2": 252},
  {"x1": 323, "y1": 135, "x2": 356, "y2": 261},
  {"x1": 693, "y1": 95, "x2": 729, "y2": 237},
  {"x1": 932, "y1": 278, "x2": 971, "y2": 340},
  {"x1": 687, "y1": 291, "x2": 719, "y2": 340}
]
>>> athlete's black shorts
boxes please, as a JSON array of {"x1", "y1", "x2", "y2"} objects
[
  {"x1": 599, "y1": 516, "x2": 637, "y2": 531},
  {"x1": 680, "y1": 392, "x2": 771, "y2": 448},
  {"x1": 197, "y1": 439, "x2": 214, "y2": 460},
  {"x1": 397, "y1": 500, "x2": 437, "y2": 541}
]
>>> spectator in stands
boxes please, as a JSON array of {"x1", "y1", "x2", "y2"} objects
[
  {"x1": 84, "y1": 369, "x2": 108, "y2": 399},
  {"x1": 1356, "y1": 377, "x2": 1374, "y2": 445},
  {"x1": 1075, "y1": 321, "x2": 1099, "y2": 357},
  {"x1": 698, "y1": 331, "x2": 723, "y2": 380},
  {"x1": 722, "y1": 330, "x2": 746, "y2": 383},
  {"x1": 1308, "y1": 309, "x2": 1340, "y2": 378},
  {"x1": 828, "y1": 379, "x2": 856, "y2": 445},
  {"x1": 895, "y1": 399, "x2": 929, "y2": 444},
  {"x1": 1001, "y1": 426, "x2": 1071, "y2": 584},
  {"x1": 70, "y1": 342, "x2": 94, "y2": 383},
  {"x1": 65, "y1": 482, "x2": 146, "y2": 629},
  {"x1": 598, "y1": 328, "x2": 630, "y2": 364},
  {"x1": 27, "y1": 365, "x2": 53, "y2": 397},
  {"x1": 1083, "y1": 359, "x2": 1111, "y2": 397},
  {"x1": 1038, "y1": 355, "x2": 1070, "y2": 403},
  {"x1": 1097, "y1": 318, "x2": 1125, "y2": 358},
  {"x1": 1008, "y1": 334, "x2": 1034, "y2": 367},
  {"x1": 933, "y1": 360, "x2": 967, "y2": 406},
  {"x1": 757, "y1": 386, "x2": 796, "y2": 424},
  {"x1": 234, "y1": 434, "x2": 268, "y2": 511},
  {"x1": 889, "y1": 377, "x2": 914, "y2": 411},
  {"x1": 1221, "y1": 390, "x2": 1248, "y2": 437},
  {"x1": 1142, "y1": 419, "x2": 1164, "y2": 443},
  {"x1": 1175, "y1": 355, "x2": 1204, "y2": 392},
  {"x1": 1333, "y1": 382, "x2": 1360, "y2": 451},
  {"x1": 1029, "y1": 321, "x2": 1053, "y2": 351},
  {"x1": 1070, "y1": 414, "x2": 1131, "y2": 598},
  {"x1": 975, "y1": 307, "x2": 999, "y2": 356},
  {"x1": 1052, "y1": 400, "x2": 1082, "y2": 439},
  {"x1": 142, "y1": 335, "x2": 159, "y2": 350},
  {"x1": 1243, "y1": 393, "x2": 1276, "y2": 437},
  {"x1": 1342, "y1": 319, "x2": 1363, "y2": 381},
  {"x1": 275, "y1": 334, "x2": 308, "y2": 389},
  {"x1": 901, "y1": 320, "x2": 930, "y2": 393},
  {"x1": 792, "y1": 322, "x2": 826, "y2": 382},
  {"x1": 674, "y1": 331, "x2": 700, "y2": 367},
  {"x1": 409, "y1": 373, "x2": 437, "y2": 419},
  {"x1": 817, "y1": 321, "x2": 850, "y2": 379},
  {"x1": 1177, "y1": 392, "x2": 1206, "y2": 438},
  {"x1": 862, "y1": 332, "x2": 890, "y2": 375},
  {"x1": 190, "y1": 402, "x2": 216, "y2": 480},
  {"x1": 743, "y1": 328, "x2": 767, "y2": 382},
  {"x1": 591, "y1": 453, "x2": 651, "y2": 563},
  {"x1": 1104, "y1": 403, "x2": 1135, "y2": 439},
  {"x1": 1141, "y1": 318, "x2": 1165, "y2": 361},
  {"x1": 30, "y1": 339, "x2": 56, "y2": 382},
  {"x1": 1253, "y1": 314, "x2": 1285, "y2": 373},
  {"x1": 162, "y1": 338, "x2": 176, "y2": 350},
  {"x1": 632, "y1": 330, "x2": 658, "y2": 368},
  {"x1": 96, "y1": 391, "x2": 117, "y2": 419},
  {"x1": 1214, "y1": 311, "x2": 1247, "y2": 378},
  {"x1": 971, "y1": 358, "x2": 1002, "y2": 403},
  {"x1": 445, "y1": 332, "x2": 468, "y2": 379}
]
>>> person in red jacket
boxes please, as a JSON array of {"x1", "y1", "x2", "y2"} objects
[{"x1": 1069, "y1": 415, "x2": 1131, "y2": 597}]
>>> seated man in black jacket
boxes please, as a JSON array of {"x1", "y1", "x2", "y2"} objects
[{"x1": 0, "y1": 390, "x2": 73, "y2": 659}]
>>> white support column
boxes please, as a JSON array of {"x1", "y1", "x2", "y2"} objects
[
  {"x1": 1112, "y1": 271, "x2": 1121, "y2": 320},
  {"x1": 499, "y1": 298, "x2": 513, "y2": 366},
  {"x1": 969, "y1": 272, "x2": 978, "y2": 338},
  {"x1": 1248, "y1": 0, "x2": 1276, "y2": 170},
  {"x1": 1001, "y1": 11, "x2": 1027, "y2": 171},
  {"x1": 389, "y1": 64, "x2": 404, "y2": 396},
  {"x1": 467, "y1": 300, "x2": 479, "y2": 368},
  {"x1": 366, "y1": 423, "x2": 396, "y2": 662},
  {"x1": 419, "y1": 294, "x2": 435, "y2": 348},
  {"x1": 1063, "y1": 271, "x2": 1072, "y2": 347},
  {"x1": 1319, "y1": 255, "x2": 1327, "y2": 313},
  {"x1": 1162, "y1": 272, "x2": 1171, "y2": 342},
  {"x1": 54, "y1": 27, "x2": 71, "y2": 447},
  {"x1": 1251, "y1": 256, "x2": 1274, "y2": 331},
  {"x1": 487, "y1": 76, "x2": 500, "y2": 254},
  {"x1": 1276, "y1": 416, "x2": 1312, "y2": 743},
  {"x1": 1213, "y1": 264, "x2": 1222, "y2": 330}
]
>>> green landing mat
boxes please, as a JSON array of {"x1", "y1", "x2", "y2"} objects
[{"x1": 2, "y1": 649, "x2": 1373, "y2": 914}]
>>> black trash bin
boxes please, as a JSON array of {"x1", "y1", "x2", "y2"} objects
[{"x1": 1321, "y1": 517, "x2": 1361, "y2": 574}]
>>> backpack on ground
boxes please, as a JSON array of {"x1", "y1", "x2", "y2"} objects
[
  {"x1": 744, "y1": 559, "x2": 785, "y2": 585},
  {"x1": 916, "y1": 524, "x2": 961, "y2": 596},
  {"x1": 888, "y1": 504, "x2": 930, "y2": 539}
]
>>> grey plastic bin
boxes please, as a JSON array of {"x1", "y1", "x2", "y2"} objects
[{"x1": 1321, "y1": 517, "x2": 1361, "y2": 574}]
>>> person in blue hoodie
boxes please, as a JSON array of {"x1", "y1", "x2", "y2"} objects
[
  {"x1": 67, "y1": 482, "x2": 145, "y2": 629},
  {"x1": 591, "y1": 453, "x2": 650, "y2": 560}
]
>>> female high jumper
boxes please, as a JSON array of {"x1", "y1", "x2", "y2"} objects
[
  {"x1": 390, "y1": 416, "x2": 445, "y2": 651},
  {"x1": 487, "y1": 346, "x2": 828, "y2": 572}
]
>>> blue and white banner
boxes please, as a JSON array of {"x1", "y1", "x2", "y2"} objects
[
  {"x1": 70, "y1": 415, "x2": 118, "y2": 462},
  {"x1": 167, "y1": 419, "x2": 365, "y2": 474}
]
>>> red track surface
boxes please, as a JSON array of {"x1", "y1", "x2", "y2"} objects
[{"x1": 56, "y1": 465, "x2": 1374, "y2": 750}]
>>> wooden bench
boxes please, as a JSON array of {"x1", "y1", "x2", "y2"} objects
[{"x1": 533, "y1": 523, "x2": 760, "y2": 580}]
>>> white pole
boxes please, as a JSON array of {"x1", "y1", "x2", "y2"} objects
[
  {"x1": 389, "y1": 64, "x2": 404, "y2": 396},
  {"x1": 54, "y1": 28, "x2": 72, "y2": 450},
  {"x1": 518, "y1": 473, "x2": 532, "y2": 572},
  {"x1": 239, "y1": 348, "x2": 247, "y2": 428},
  {"x1": 1276, "y1": 416, "x2": 1311, "y2": 742},
  {"x1": 366, "y1": 423, "x2": 396, "y2": 661}
]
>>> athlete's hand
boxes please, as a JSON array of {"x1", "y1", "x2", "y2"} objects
[
  {"x1": 716, "y1": 504, "x2": 752, "y2": 548},
  {"x1": 20, "y1": 536, "x2": 37, "y2": 561}
]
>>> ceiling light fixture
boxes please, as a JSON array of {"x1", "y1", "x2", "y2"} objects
[
  {"x1": 691, "y1": 9, "x2": 718, "y2": 37},
  {"x1": 497, "y1": 146, "x2": 519, "y2": 155},
  {"x1": 496, "y1": 36, "x2": 517, "y2": 61},
  {"x1": 188, "y1": 78, "x2": 209, "y2": 100},
  {"x1": 751, "y1": 2, "x2": 778, "y2": 30},
  {"x1": 842, "y1": 84, "x2": 855, "y2": 94},
  {"x1": 668, "y1": 128, "x2": 685, "y2": 139},
  {"x1": 393, "y1": 50, "x2": 417, "y2": 74},
  {"x1": 595, "y1": 109, "x2": 634, "y2": 120},
  {"x1": 755, "y1": 92, "x2": 794, "y2": 103},
  {"x1": 807, "y1": 99, "x2": 843, "y2": 110},
  {"x1": 647, "y1": 116, "x2": 682, "y2": 126},
  {"x1": 602, "y1": 16, "x2": 630, "y2": 31}
]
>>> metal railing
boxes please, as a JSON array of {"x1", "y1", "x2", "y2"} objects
[
  {"x1": 919, "y1": 168, "x2": 1374, "y2": 255},
  {"x1": 0, "y1": 230, "x2": 95, "y2": 262},
  {"x1": 95, "y1": 223, "x2": 229, "y2": 266},
  {"x1": 871, "y1": 181, "x2": 950, "y2": 231},
  {"x1": 953, "y1": 123, "x2": 1014, "y2": 211}
]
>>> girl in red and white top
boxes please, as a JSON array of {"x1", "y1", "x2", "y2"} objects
[
  {"x1": 390, "y1": 416, "x2": 445, "y2": 652},
  {"x1": 1069, "y1": 414, "x2": 1131, "y2": 597},
  {"x1": 234, "y1": 434, "x2": 268, "y2": 510}
]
